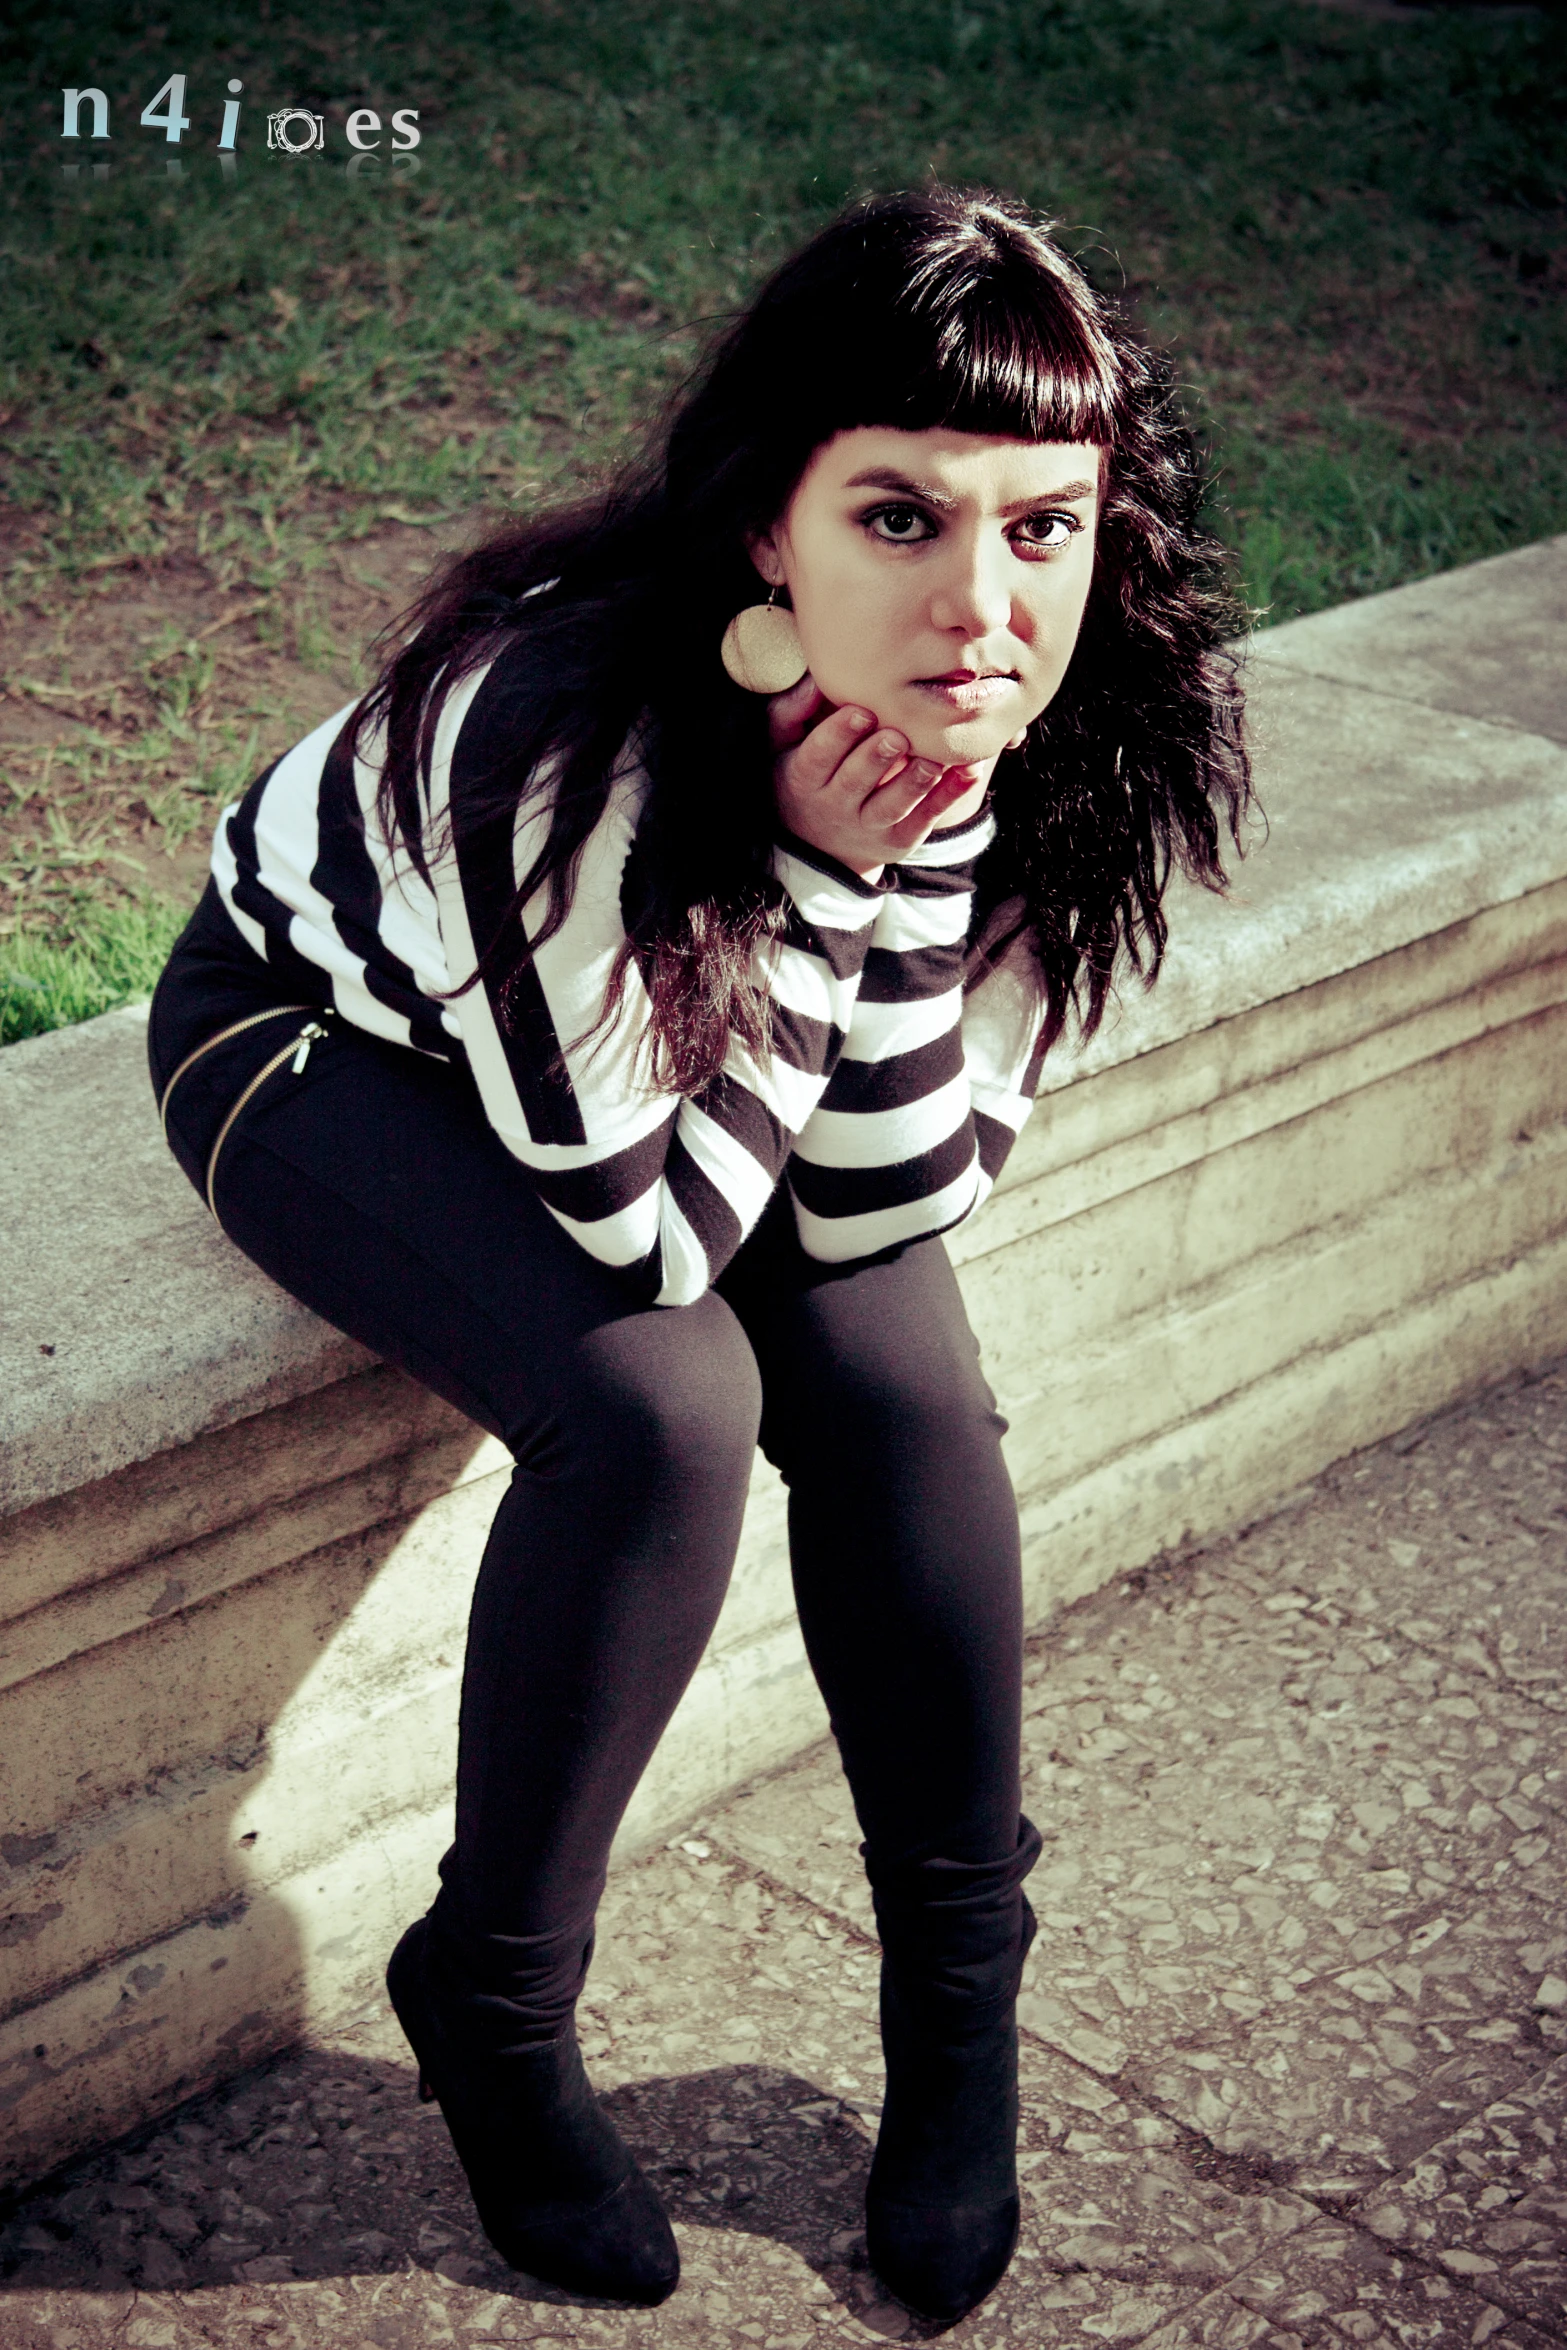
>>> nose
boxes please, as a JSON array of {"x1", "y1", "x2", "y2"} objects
[{"x1": 928, "y1": 529, "x2": 1013, "y2": 641}]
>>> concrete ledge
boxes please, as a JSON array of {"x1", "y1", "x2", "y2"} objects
[{"x1": 3, "y1": 535, "x2": 1565, "y2": 2192}]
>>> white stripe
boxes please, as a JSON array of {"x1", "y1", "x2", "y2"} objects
[
  {"x1": 242, "y1": 704, "x2": 417, "y2": 1046},
  {"x1": 765, "y1": 939, "x2": 860, "y2": 1032},
  {"x1": 679, "y1": 1099, "x2": 780, "y2": 1220},
  {"x1": 350, "y1": 714, "x2": 449, "y2": 995},
  {"x1": 835, "y1": 993, "x2": 959, "y2": 1063},
  {"x1": 722, "y1": 1038, "x2": 829, "y2": 1133},
  {"x1": 773, "y1": 848, "x2": 883, "y2": 929},
  {"x1": 961, "y1": 948, "x2": 1045, "y2": 1100},
  {"x1": 211, "y1": 808, "x2": 269, "y2": 960},
  {"x1": 873, "y1": 889, "x2": 972, "y2": 952},
  {"x1": 539, "y1": 1187, "x2": 662, "y2": 1269},
  {"x1": 895, "y1": 811, "x2": 996, "y2": 867},
  {"x1": 791, "y1": 1158, "x2": 981, "y2": 1261},
  {"x1": 652, "y1": 1191, "x2": 712, "y2": 1306},
  {"x1": 791, "y1": 1073, "x2": 971, "y2": 1169},
  {"x1": 972, "y1": 1083, "x2": 1032, "y2": 1135}
]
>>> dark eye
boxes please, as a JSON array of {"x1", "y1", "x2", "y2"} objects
[
  {"x1": 866, "y1": 504, "x2": 936, "y2": 544},
  {"x1": 1015, "y1": 513, "x2": 1078, "y2": 553}
]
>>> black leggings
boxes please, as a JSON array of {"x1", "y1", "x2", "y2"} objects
[{"x1": 149, "y1": 887, "x2": 1026, "y2": 2030}]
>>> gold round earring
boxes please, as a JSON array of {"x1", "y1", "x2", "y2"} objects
[{"x1": 720, "y1": 585, "x2": 808, "y2": 694}]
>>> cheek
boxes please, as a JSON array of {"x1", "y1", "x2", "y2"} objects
[
  {"x1": 1034, "y1": 563, "x2": 1095, "y2": 674},
  {"x1": 792, "y1": 562, "x2": 904, "y2": 694}
]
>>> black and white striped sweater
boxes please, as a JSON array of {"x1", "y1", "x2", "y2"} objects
[{"x1": 210, "y1": 642, "x2": 1049, "y2": 1304}]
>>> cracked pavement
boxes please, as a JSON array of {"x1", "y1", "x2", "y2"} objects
[{"x1": 2, "y1": 1358, "x2": 1564, "y2": 2347}]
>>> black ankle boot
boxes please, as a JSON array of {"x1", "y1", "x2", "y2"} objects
[
  {"x1": 386, "y1": 1915, "x2": 679, "y2": 2306},
  {"x1": 863, "y1": 1821, "x2": 1043, "y2": 2324}
]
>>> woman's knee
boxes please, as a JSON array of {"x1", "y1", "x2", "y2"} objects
[
  {"x1": 543, "y1": 1295, "x2": 763, "y2": 1494},
  {"x1": 769, "y1": 1316, "x2": 1005, "y2": 1489}
]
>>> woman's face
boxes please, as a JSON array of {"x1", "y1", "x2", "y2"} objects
[{"x1": 750, "y1": 424, "x2": 1102, "y2": 769}]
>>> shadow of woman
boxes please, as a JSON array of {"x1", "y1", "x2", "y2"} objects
[{"x1": 0, "y1": 2046, "x2": 916, "y2": 2331}]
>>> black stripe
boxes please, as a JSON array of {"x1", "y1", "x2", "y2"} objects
[
  {"x1": 856, "y1": 942, "x2": 964, "y2": 1003},
  {"x1": 766, "y1": 999, "x2": 840, "y2": 1075},
  {"x1": 817, "y1": 1026, "x2": 963, "y2": 1115},
  {"x1": 975, "y1": 1107, "x2": 1020, "y2": 1182},
  {"x1": 788, "y1": 1121, "x2": 976, "y2": 1217},
  {"x1": 517, "y1": 1112, "x2": 676, "y2": 1224},
  {"x1": 776, "y1": 899, "x2": 877, "y2": 982},
  {"x1": 447, "y1": 659, "x2": 586, "y2": 1147},
  {"x1": 664, "y1": 1130, "x2": 742, "y2": 1270},
  {"x1": 694, "y1": 1070, "x2": 791, "y2": 1177},
  {"x1": 223, "y1": 759, "x2": 338, "y2": 1002},
  {"x1": 311, "y1": 729, "x2": 452, "y2": 1058},
  {"x1": 893, "y1": 861, "x2": 980, "y2": 900}
]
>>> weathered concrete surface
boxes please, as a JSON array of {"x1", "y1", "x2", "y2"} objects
[
  {"x1": 1246, "y1": 530, "x2": 1567, "y2": 749},
  {"x1": 0, "y1": 1004, "x2": 374, "y2": 1519},
  {"x1": 1, "y1": 1363, "x2": 1562, "y2": 2347},
  {"x1": 2, "y1": 534, "x2": 1566, "y2": 2196}
]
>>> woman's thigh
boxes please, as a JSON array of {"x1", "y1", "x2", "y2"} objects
[
  {"x1": 718, "y1": 1194, "x2": 1011, "y2": 1493},
  {"x1": 154, "y1": 950, "x2": 757, "y2": 1467}
]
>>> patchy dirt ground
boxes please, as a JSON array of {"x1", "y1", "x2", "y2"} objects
[{"x1": 0, "y1": 507, "x2": 480, "y2": 933}]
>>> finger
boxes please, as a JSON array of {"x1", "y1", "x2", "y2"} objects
[
  {"x1": 879, "y1": 771, "x2": 977, "y2": 856},
  {"x1": 823, "y1": 724, "x2": 918, "y2": 802},
  {"x1": 853, "y1": 755, "x2": 946, "y2": 830},
  {"x1": 766, "y1": 671, "x2": 829, "y2": 752},
  {"x1": 786, "y1": 702, "x2": 885, "y2": 787},
  {"x1": 860, "y1": 753, "x2": 979, "y2": 827}
]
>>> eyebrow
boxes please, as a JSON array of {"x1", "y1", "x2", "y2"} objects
[{"x1": 841, "y1": 466, "x2": 1101, "y2": 513}]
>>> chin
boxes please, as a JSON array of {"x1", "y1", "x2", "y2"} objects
[{"x1": 905, "y1": 715, "x2": 1010, "y2": 766}]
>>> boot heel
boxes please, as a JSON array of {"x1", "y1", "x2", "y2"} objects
[{"x1": 386, "y1": 1915, "x2": 680, "y2": 2307}]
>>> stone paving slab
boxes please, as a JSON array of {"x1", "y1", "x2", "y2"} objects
[
  {"x1": 2, "y1": 1360, "x2": 1564, "y2": 2347},
  {"x1": 1211, "y1": 1364, "x2": 1567, "y2": 1720},
  {"x1": 1140, "y1": 2218, "x2": 1563, "y2": 2349},
  {"x1": 710, "y1": 1580, "x2": 1567, "y2": 2197},
  {"x1": 0, "y1": 1844, "x2": 1319, "y2": 2347},
  {"x1": 1351, "y1": 2054, "x2": 1567, "y2": 2338}
]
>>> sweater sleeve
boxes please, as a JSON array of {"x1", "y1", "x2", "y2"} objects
[
  {"x1": 784, "y1": 804, "x2": 995, "y2": 1262},
  {"x1": 957, "y1": 901, "x2": 1051, "y2": 1213},
  {"x1": 424, "y1": 660, "x2": 886, "y2": 1306}
]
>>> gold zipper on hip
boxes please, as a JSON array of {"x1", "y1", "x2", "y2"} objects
[
  {"x1": 203, "y1": 1018, "x2": 330, "y2": 1216},
  {"x1": 156, "y1": 1001, "x2": 332, "y2": 1217},
  {"x1": 158, "y1": 1003, "x2": 318, "y2": 1144}
]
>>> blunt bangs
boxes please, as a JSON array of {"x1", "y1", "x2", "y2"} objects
[
  {"x1": 870, "y1": 277, "x2": 1121, "y2": 449},
  {"x1": 744, "y1": 191, "x2": 1124, "y2": 470}
]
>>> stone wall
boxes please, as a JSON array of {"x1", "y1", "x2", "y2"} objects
[{"x1": 2, "y1": 536, "x2": 1564, "y2": 2193}]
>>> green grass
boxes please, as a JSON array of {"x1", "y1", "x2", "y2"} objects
[
  {"x1": 1, "y1": 0, "x2": 1564, "y2": 1032},
  {"x1": 0, "y1": 892, "x2": 188, "y2": 1045},
  {"x1": 3, "y1": 0, "x2": 1563, "y2": 613}
]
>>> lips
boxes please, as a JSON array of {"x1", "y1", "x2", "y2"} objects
[
  {"x1": 913, "y1": 671, "x2": 1016, "y2": 711},
  {"x1": 921, "y1": 669, "x2": 1013, "y2": 683}
]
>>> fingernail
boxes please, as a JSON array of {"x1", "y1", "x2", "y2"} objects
[
  {"x1": 912, "y1": 760, "x2": 943, "y2": 784},
  {"x1": 847, "y1": 710, "x2": 875, "y2": 732},
  {"x1": 876, "y1": 733, "x2": 902, "y2": 757}
]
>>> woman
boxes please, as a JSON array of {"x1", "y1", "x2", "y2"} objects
[{"x1": 148, "y1": 185, "x2": 1250, "y2": 2323}]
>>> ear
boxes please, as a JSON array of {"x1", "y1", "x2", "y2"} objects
[{"x1": 744, "y1": 527, "x2": 786, "y2": 590}]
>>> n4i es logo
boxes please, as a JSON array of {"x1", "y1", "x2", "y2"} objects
[{"x1": 61, "y1": 76, "x2": 420, "y2": 156}]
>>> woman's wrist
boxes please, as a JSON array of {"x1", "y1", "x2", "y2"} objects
[{"x1": 774, "y1": 828, "x2": 893, "y2": 897}]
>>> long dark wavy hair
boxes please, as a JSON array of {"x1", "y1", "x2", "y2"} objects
[{"x1": 354, "y1": 184, "x2": 1253, "y2": 1092}]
